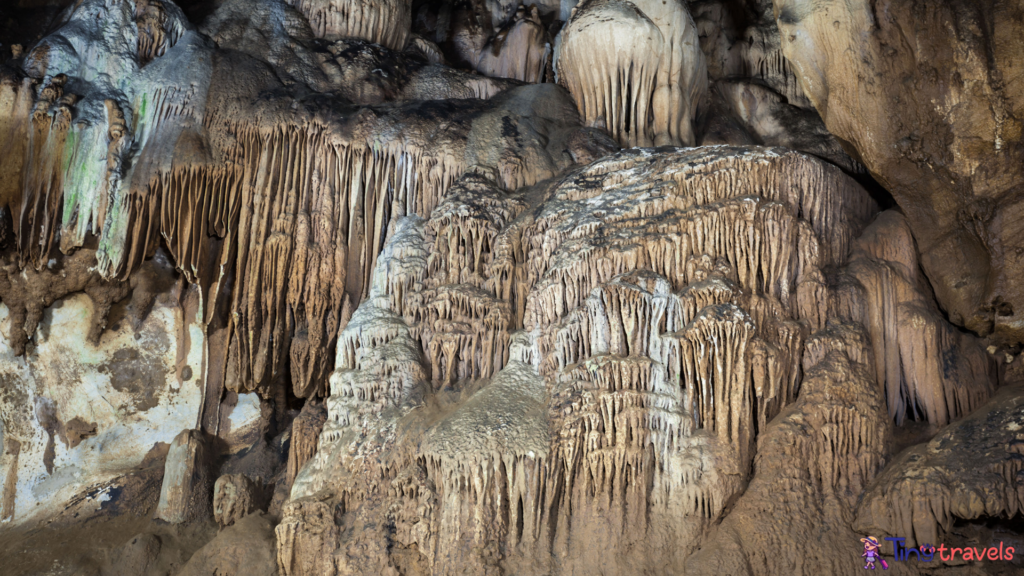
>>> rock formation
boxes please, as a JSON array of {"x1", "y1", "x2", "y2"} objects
[
  {"x1": 774, "y1": 0, "x2": 1024, "y2": 344},
  {"x1": 0, "y1": 0, "x2": 1020, "y2": 575},
  {"x1": 276, "y1": 145, "x2": 890, "y2": 574},
  {"x1": 285, "y1": 0, "x2": 412, "y2": 50},
  {"x1": 690, "y1": 0, "x2": 864, "y2": 173},
  {"x1": 837, "y1": 211, "x2": 995, "y2": 427},
  {"x1": 687, "y1": 325, "x2": 893, "y2": 576},
  {"x1": 213, "y1": 473, "x2": 261, "y2": 528},
  {"x1": 856, "y1": 383, "x2": 1024, "y2": 549},
  {"x1": 156, "y1": 429, "x2": 213, "y2": 524},
  {"x1": 556, "y1": 0, "x2": 708, "y2": 146}
]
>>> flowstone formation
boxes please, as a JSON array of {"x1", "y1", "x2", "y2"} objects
[
  {"x1": 0, "y1": 0, "x2": 1021, "y2": 575},
  {"x1": 277, "y1": 146, "x2": 888, "y2": 575}
]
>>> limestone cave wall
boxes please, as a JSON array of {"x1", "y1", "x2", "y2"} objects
[{"x1": 0, "y1": 1, "x2": 1021, "y2": 575}]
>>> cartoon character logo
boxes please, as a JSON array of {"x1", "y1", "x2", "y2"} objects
[{"x1": 861, "y1": 536, "x2": 888, "y2": 570}]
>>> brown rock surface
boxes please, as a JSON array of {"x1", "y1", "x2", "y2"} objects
[
  {"x1": 213, "y1": 473, "x2": 262, "y2": 528},
  {"x1": 774, "y1": 0, "x2": 1024, "y2": 343},
  {"x1": 178, "y1": 513, "x2": 278, "y2": 576},
  {"x1": 286, "y1": 398, "x2": 328, "y2": 487}
]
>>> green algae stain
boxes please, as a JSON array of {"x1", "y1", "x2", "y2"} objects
[{"x1": 61, "y1": 129, "x2": 78, "y2": 175}]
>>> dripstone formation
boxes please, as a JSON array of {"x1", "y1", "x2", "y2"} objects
[{"x1": 0, "y1": 1, "x2": 1021, "y2": 575}]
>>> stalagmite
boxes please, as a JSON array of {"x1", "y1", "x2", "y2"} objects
[
  {"x1": 556, "y1": 0, "x2": 708, "y2": 147},
  {"x1": 213, "y1": 473, "x2": 262, "y2": 528},
  {"x1": 155, "y1": 429, "x2": 214, "y2": 524}
]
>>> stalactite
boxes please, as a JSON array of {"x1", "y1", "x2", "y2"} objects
[
  {"x1": 415, "y1": 359, "x2": 549, "y2": 573},
  {"x1": 17, "y1": 75, "x2": 75, "y2": 270},
  {"x1": 834, "y1": 211, "x2": 995, "y2": 426},
  {"x1": 404, "y1": 170, "x2": 528, "y2": 387},
  {"x1": 452, "y1": 4, "x2": 550, "y2": 83},
  {"x1": 5, "y1": 0, "x2": 583, "y2": 399},
  {"x1": 273, "y1": 143, "x2": 886, "y2": 575},
  {"x1": 134, "y1": 0, "x2": 184, "y2": 65},
  {"x1": 556, "y1": 0, "x2": 708, "y2": 147},
  {"x1": 686, "y1": 325, "x2": 891, "y2": 576},
  {"x1": 3, "y1": 1, "x2": 1014, "y2": 573},
  {"x1": 0, "y1": 68, "x2": 34, "y2": 212},
  {"x1": 284, "y1": 0, "x2": 412, "y2": 50}
]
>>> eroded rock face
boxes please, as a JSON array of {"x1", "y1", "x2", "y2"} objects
[
  {"x1": 0, "y1": 286, "x2": 205, "y2": 526},
  {"x1": 774, "y1": 0, "x2": 1024, "y2": 343}
]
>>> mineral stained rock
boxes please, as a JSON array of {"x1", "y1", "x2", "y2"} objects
[
  {"x1": 0, "y1": 285, "x2": 205, "y2": 526},
  {"x1": 774, "y1": 0, "x2": 1024, "y2": 343},
  {"x1": 4, "y1": 0, "x2": 591, "y2": 401},
  {"x1": 0, "y1": 0, "x2": 1018, "y2": 574}
]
